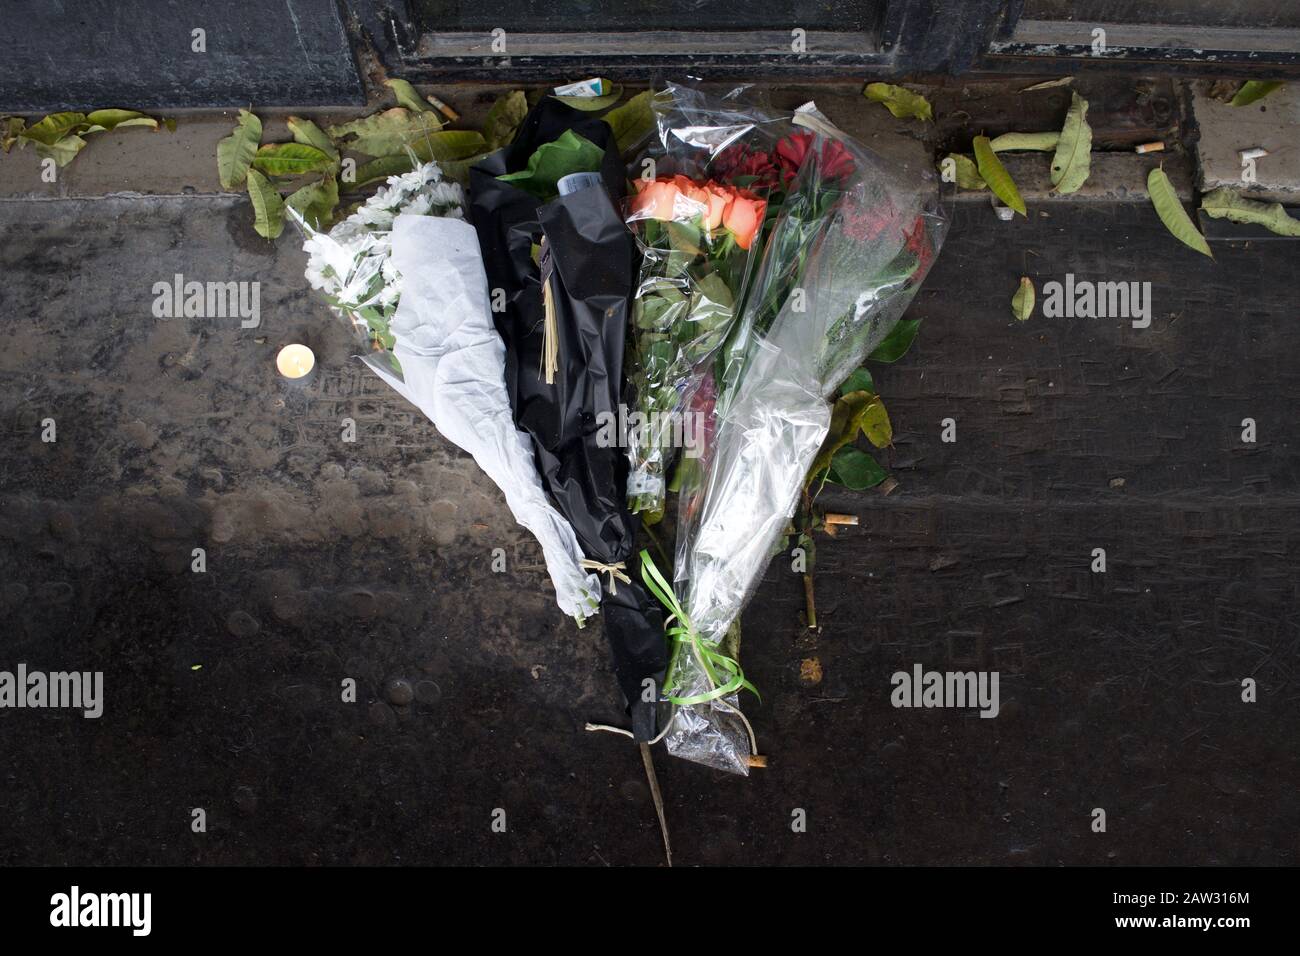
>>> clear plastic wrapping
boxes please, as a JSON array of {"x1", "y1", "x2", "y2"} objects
[
  {"x1": 623, "y1": 84, "x2": 792, "y2": 519},
  {"x1": 667, "y1": 103, "x2": 948, "y2": 773}
]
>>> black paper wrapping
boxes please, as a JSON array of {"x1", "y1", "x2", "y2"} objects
[{"x1": 469, "y1": 98, "x2": 667, "y2": 740}]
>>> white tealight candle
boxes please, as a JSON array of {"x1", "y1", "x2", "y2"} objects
[{"x1": 276, "y1": 343, "x2": 316, "y2": 382}]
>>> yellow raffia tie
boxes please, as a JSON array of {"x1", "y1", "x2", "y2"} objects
[
  {"x1": 580, "y1": 559, "x2": 632, "y2": 596},
  {"x1": 637, "y1": 550, "x2": 758, "y2": 707},
  {"x1": 539, "y1": 237, "x2": 559, "y2": 385}
]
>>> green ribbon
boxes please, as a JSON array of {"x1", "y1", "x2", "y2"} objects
[{"x1": 638, "y1": 549, "x2": 758, "y2": 707}]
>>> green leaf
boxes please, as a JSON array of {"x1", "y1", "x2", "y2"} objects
[
  {"x1": 34, "y1": 135, "x2": 87, "y2": 167},
  {"x1": 990, "y1": 131, "x2": 1059, "y2": 152},
  {"x1": 973, "y1": 135, "x2": 1026, "y2": 216},
  {"x1": 19, "y1": 112, "x2": 88, "y2": 146},
  {"x1": 868, "y1": 318, "x2": 921, "y2": 364},
  {"x1": 482, "y1": 90, "x2": 528, "y2": 149},
  {"x1": 286, "y1": 176, "x2": 339, "y2": 231},
  {"x1": 217, "y1": 109, "x2": 262, "y2": 190},
  {"x1": 1020, "y1": 77, "x2": 1073, "y2": 92},
  {"x1": 352, "y1": 131, "x2": 489, "y2": 188},
  {"x1": 864, "y1": 82, "x2": 933, "y2": 122},
  {"x1": 860, "y1": 395, "x2": 892, "y2": 448},
  {"x1": 604, "y1": 90, "x2": 655, "y2": 155},
  {"x1": 2, "y1": 116, "x2": 24, "y2": 152},
  {"x1": 252, "y1": 142, "x2": 337, "y2": 177},
  {"x1": 838, "y1": 367, "x2": 874, "y2": 397},
  {"x1": 1148, "y1": 167, "x2": 1212, "y2": 258},
  {"x1": 385, "y1": 78, "x2": 432, "y2": 113},
  {"x1": 1011, "y1": 276, "x2": 1035, "y2": 321},
  {"x1": 940, "y1": 153, "x2": 986, "y2": 190},
  {"x1": 1230, "y1": 81, "x2": 1283, "y2": 107},
  {"x1": 553, "y1": 80, "x2": 623, "y2": 111},
  {"x1": 1050, "y1": 92, "x2": 1092, "y2": 194},
  {"x1": 327, "y1": 108, "x2": 443, "y2": 157},
  {"x1": 246, "y1": 169, "x2": 285, "y2": 240},
  {"x1": 827, "y1": 447, "x2": 888, "y2": 490},
  {"x1": 287, "y1": 116, "x2": 339, "y2": 163},
  {"x1": 1200, "y1": 187, "x2": 1300, "y2": 237},
  {"x1": 84, "y1": 109, "x2": 158, "y2": 132},
  {"x1": 808, "y1": 390, "x2": 875, "y2": 484},
  {"x1": 497, "y1": 129, "x2": 603, "y2": 200}
]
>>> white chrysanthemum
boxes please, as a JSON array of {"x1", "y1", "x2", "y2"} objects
[{"x1": 301, "y1": 161, "x2": 467, "y2": 332}]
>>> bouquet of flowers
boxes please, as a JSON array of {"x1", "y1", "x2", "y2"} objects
[
  {"x1": 623, "y1": 85, "x2": 790, "y2": 520},
  {"x1": 299, "y1": 161, "x2": 602, "y2": 624},
  {"x1": 662, "y1": 104, "x2": 948, "y2": 773},
  {"x1": 302, "y1": 163, "x2": 466, "y2": 366},
  {"x1": 471, "y1": 97, "x2": 667, "y2": 740}
]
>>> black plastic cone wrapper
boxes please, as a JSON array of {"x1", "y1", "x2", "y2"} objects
[{"x1": 470, "y1": 98, "x2": 667, "y2": 741}]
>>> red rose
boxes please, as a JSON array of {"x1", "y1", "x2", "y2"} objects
[{"x1": 775, "y1": 131, "x2": 814, "y2": 187}]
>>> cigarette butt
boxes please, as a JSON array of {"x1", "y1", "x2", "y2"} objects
[
  {"x1": 745, "y1": 755, "x2": 768, "y2": 769},
  {"x1": 1135, "y1": 141, "x2": 1165, "y2": 154},
  {"x1": 824, "y1": 513, "x2": 859, "y2": 527},
  {"x1": 425, "y1": 94, "x2": 460, "y2": 122}
]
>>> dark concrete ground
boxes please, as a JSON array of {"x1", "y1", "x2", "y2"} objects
[{"x1": 0, "y1": 84, "x2": 1297, "y2": 866}]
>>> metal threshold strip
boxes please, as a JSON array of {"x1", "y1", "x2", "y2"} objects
[{"x1": 991, "y1": 19, "x2": 1300, "y2": 63}]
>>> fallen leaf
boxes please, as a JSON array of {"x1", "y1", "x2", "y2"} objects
[
  {"x1": 385, "y1": 78, "x2": 432, "y2": 113},
  {"x1": 18, "y1": 112, "x2": 87, "y2": 146},
  {"x1": 1050, "y1": 92, "x2": 1092, "y2": 194},
  {"x1": 327, "y1": 108, "x2": 443, "y2": 157},
  {"x1": 973, "y1": 135, "x2": 1026, "y2": 215},
  {"x1": 991, "y1": 131, "x2": 1059, "y2": 152},
  {"x1": 1230, "y1": 81, "x2": 1283, "y2": 107},
  {"x1": 864, "y1": 82, "x2": 933, "y2": 121},
  {"x1": 252, "y1": 142, "x2": 337, "y2": 177},
  {"x1": 1011, "y1": 276, "x2": 1035, "y2": 321},
  {"x1": 286, "y1": 175, "x2": 339, "y2": 230},
  {"x1": 482, "y1": 90, "x2": 528, "y2": 149},
  {"x1": 217, "y1": 109, "x2": 262, "y2": 190},
  {"x1": 246, "y1": 169, "x2": 285, "y2": 239},
  {"x1": 1020, "y1": 77, "x2": 1073, "y2": 92},
  {"x1": 604, "y1": 89, "x2": 655, "y2": 154},
  {"x1": 1200, "y1": 187, "x2": 1300, "y2": 236},
  {"x1": 941, "y1": 152, "x2": 987, "y2": 189},
  {"x1": 287, "y1": 116, "x2": 339, "y2": 163},
  {"x1": 1148, "y1": 167, "x2": 1212, "y2": 258}
]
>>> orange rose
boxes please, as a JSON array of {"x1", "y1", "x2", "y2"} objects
[
  {"x1": 702, "y1": 185, "x2": 730, "y2": 231},
  {"x1": 722, "y1": 192, "x2": 766, "y2": 249},
  {"x1": 631, "y1": 179, "x2": 679, "y2": 222}
]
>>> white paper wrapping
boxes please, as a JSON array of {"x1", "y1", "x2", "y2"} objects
[{"x1": 363, "y1": 214, "x2": 601, "y2": 621}]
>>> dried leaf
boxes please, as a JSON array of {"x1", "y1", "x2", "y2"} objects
[
  {"x1": 604, "y1": 89, "x2": 655, "y2": 155},
  {"x1": 482, "y1": 90, "x2": 528, "y2": 149},
  {"x1": 1011, "y1": 276, "x2": 1035, "y2": 321},
  {"x1": 1020, "y1": 77, "x2": 1073, "y2": 92},
  {"x1": 1200, "y1": 187, "x2": 1300, "y2": 237},
  {"x1": 991, "y1": 131, "x2": 1059, "y2": 152},
  {"x1": 940, "y1": 152, "x2": 987, "y2": 190},
  {"x1": 327, "y1": 108, "x2": 443, "y2": 158},
  {"x1": 252, "y1": 142, "x2": 337, "y2": 177},
  {"x1": 864, "y1": 82, "x2": 933, "y2": 122},
  {"x1": 1148, "y1": 167, "x2": 1212, "y2": 258},
  {"x1": 19, "y1": 112, "x2": 88, "y2": 146},
  {"x1": 1230, "y1": 81, "x2": 1283, "y2": 107},
  {"x1": 217, "y1": 109, "x2": 262, "y2": 190},
  {"x1": 385, "y1": 78, "x2": 432, "y2": 113},
  {"x1": 1050, "y1": 92, "x2": 1092, "y2": 194},
  {"x1": 34, "y1": 135, "x2": 87, "y2": 167},
  {"x1": 287, "y1": 116, "x2": 339, "y2": 163},
  {"x1": 286, "y1": 176, "x2": 339, "y2": 231},
  {"x1": 860, "y1": 395, "x2": 893, "y2": 448},
  {"x1": 84, "y1": 109, "x2": 157, "y2": 132},
  {"x1": 973, "y1": 135, "x2": 1026, "y2": 215},
  {"x1": 1, "y1": 116, "x2": 23, "y2": 152},
  {"x1": 246, "y1": 169, "x2": 285, "y2": 240}
]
